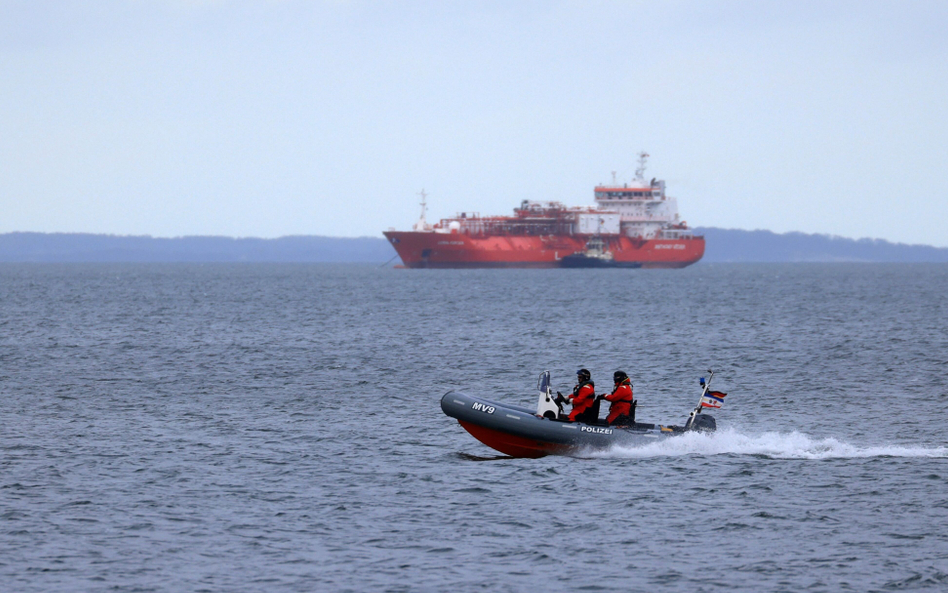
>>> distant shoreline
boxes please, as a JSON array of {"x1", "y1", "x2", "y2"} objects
[{"x1": 0, "y1": 230, "x2": 946, "y2": 263}]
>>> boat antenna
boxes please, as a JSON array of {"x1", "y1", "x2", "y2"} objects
[
  {"x1": 635, "y1": 152, "x2": 649, "y2": 181},
  {"x1": 611, "y1": 171, "x2": 617, "y2": 186}
]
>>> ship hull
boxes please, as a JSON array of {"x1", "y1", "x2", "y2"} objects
[{"x1": 383, "y1": 231, "x2": 704, "y2": 269}]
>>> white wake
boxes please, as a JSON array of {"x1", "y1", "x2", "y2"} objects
[{"x1": 596, "y1": 428, "x2": 948, "y2": 460}]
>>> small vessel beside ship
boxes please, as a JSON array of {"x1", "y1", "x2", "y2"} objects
[
  {"x1": 384, "y1": 153, "x2": 704, "y2": 269},
  {"x1": 559, "y1": 235, "x2": 617, "y2": 268}
]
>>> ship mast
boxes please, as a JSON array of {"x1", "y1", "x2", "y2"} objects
[
  {"x1": 413, "y1": 189, "x2": 431, "y2": 231},
  {"x1": 634, "y1": 152, "x2": 649, "y2": 182}
]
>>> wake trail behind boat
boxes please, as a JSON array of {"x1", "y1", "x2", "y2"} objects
[{"x1": 596, "y1": 428, "x2": 948, "y2": 460}]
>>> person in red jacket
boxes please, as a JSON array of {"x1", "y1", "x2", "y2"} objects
[
  {"x1": 603, "y1": 370, "x2": 635, "y2": 425},
  {"x1": 566, "y1": 369, "x2": 597, "y2": 422}
]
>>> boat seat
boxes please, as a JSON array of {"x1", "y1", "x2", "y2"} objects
[{"x1": 580, "y1": 398, "x2": 602, "y2": 424}]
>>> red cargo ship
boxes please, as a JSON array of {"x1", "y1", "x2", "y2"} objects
[{"x1": 384, "y1": 153, "x2": 704, "y2": 268}]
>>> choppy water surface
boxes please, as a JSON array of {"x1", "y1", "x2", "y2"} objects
[{"x1": 2, "y1": 263, "x2": 947, "y2": 592}]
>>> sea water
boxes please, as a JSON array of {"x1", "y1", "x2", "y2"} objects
[{"x1": 1, "y1": 263, "x2": 946, "y2": 592}]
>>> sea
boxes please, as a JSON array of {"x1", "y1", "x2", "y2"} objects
[{"x1": 1, "y1": 263, "x2": 946, "y2": 592}]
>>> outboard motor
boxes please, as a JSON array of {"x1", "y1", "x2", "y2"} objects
[{"x1": 689, "y1": 414, "x2": 716, "y2": 433}]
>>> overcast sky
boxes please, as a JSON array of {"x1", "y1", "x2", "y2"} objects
[{"x1": 1, "y1": 1, "x2": 946, "y2": 245}]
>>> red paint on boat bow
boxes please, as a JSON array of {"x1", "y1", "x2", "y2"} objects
[{"x1": 457, "y1": 420, "x2": 567, "y2": 458}]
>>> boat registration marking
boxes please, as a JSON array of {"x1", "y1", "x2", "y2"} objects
[
  {"x1": 581, "y1": 426, "x2": 613, "y2": 435},
  {"x1": 505, "y1": 414, "x2": 520, "y2": 420},
  {"x1": 471, "y1": 402, "x2": 496, "y2": 414}
]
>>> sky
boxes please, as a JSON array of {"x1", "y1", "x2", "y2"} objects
[{"x1": 1, "y1": 1, "x2": 946, "y2": 246}]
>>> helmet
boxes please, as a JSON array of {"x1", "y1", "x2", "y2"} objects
[
  {"x1": 613, "y1": 370, "x2": 628, "y2": 382},
  {"x1": 576, "y1": 368, "x2": 591, "y2": 381}
]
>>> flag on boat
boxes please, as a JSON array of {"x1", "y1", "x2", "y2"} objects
[{"x1": 700, "y1": 391, "x2": 727, "y2": 409}]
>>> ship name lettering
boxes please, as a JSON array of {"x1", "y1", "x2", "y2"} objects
[
  {"x1": 472, "y1": 403, "x2": 496, "y2": 414},
  {"x1": 437, "y1": 241, "x2": 465, "y2": 245},
  {"x1": 655, "y1": 244, "x2": 686, "y2": 250}
]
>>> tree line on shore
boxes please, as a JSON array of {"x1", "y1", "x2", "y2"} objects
[{"x1": 0, "y1": 230, "x2": 945, "y2": 263}]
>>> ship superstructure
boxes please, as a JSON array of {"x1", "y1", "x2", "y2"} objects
[
  {"x1": 384, "y1": 154, "x2": 704, "y2": 268},
  {"x1": 594, "y1": 153, "x2": 692, "y2": 241}
]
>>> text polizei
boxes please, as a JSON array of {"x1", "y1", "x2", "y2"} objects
[{"x1": 580, "y1": 426, "x2": 613, "y2": 434}]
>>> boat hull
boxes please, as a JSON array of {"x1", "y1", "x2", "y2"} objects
[
  {"x1": 559, "y1": 254, "x2": 623, "y2": 268},
  {"x1": 384, "y1": 232, "x2": 704, "y2": 269},
  {"x1": 441, "y1": 391, "x2": 711, "y2": 458}
]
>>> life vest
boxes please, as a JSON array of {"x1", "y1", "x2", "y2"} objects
[
  {"x1": 568, "y1": 380, "x2": 596, "y2": 422},
  {"x1": 604, "y1": 378, "x2": 634, "y2": 424}
]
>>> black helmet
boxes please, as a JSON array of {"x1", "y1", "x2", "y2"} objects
[
  {"x1": 576, "y1": 368, "x2": 591, "y2": 381},
  {"x1": 613, "y1": 370, "x2": 628, "y2": 382}
]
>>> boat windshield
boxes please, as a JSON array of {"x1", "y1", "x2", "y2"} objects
[{"x1": 537, "y1": 371, "x2": 551, "y2": 394}]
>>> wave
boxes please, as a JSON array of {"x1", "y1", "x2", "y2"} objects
[{"x1": 597, "y1": 428, "x2": 948, "y2": 460}]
